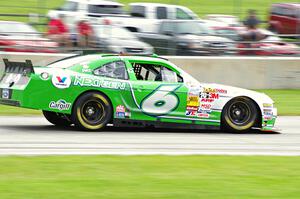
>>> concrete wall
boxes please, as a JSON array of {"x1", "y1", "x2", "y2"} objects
[
  {"x1": 0, "y1": 52, "x2": 299, "y2": 89},
  {"x1": 167, "y1": 56, "x2": 300, "y2": 89},
  {"x1": 0, "y1": 52, "x2": 76, "y2": 75}
]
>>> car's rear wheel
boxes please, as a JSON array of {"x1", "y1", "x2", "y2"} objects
[
  {"x1": 43, "y1": 111, "x2": 72, "y2": 126},
  {"x1": 222, "y1": 97, "x2": 258, "y2": 132},
  {"x1": 72, "y1": 92, "x2": 112, "y2": 131}
]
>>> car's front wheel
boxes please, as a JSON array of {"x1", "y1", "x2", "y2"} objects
[
  {"x1": 43, "y1": 111, "x2": 72, "y2": 127},
  {"x1": 222, "y1": 97, "x2": 258, "y2": 132},
  {"x1": 72, "y1": 92, "x2": 112, "y2": 131}
]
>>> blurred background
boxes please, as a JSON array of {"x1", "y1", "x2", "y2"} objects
[{"x1": 0, "y1": 0, "x2": 299, "y2": 56}]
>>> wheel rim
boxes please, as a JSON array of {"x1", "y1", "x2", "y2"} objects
[
  {"x1": 81, "y1": 100, "x2": 105, "y2": 125},
  {"x1": 227, "y1": 101, "x2": 252, "y2": 125}
]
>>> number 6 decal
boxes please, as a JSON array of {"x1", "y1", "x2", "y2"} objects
[{"x1": 141, "y1": 85, "x2": 180, "y2": 116}]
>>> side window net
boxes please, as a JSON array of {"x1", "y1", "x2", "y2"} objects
[
  {"x1": 131, "y1": 62, "x2": 183, "y2": 83},
  {"x1": 94, "y1": 61, "x2": 128, "y2": 80}
]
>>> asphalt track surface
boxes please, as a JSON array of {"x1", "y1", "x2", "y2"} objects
[{"x1": 0, "y1": 116, "x2": 299, "y2": 156}]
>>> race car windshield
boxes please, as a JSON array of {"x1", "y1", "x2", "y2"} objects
[
  {"x1": 47, "y1": 55, "x2": 100, "y2": 68},
  {"x1": 167, "y1": 62, "x2": 200, "y2": 86}
]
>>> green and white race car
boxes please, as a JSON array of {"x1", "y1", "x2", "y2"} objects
[{"x1": 0, "y1": 54, "x2": 277, "y2": 132}]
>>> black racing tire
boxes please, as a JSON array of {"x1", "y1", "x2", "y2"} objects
[
  {"x1": 43, "y1": 111, "x2": 72, "y2": 126},
  {"x1": 71, "y1": 92, "x2": 112, "y2": 131},
  {"x1": 222, "y1": 97, "x2": 258, "y2": 133}
]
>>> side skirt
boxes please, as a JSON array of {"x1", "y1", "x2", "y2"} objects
[{"x1": 114, "y1": 119, "x2": 220, "y2": 131}]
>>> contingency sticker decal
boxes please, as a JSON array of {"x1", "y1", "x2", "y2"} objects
[
  {"x1": 116, "y1": 105, "x2": 131, "y2": 118},
  {"x1": 186, "y1": 87, "x2": 200, "y2": 117},
  {"x1": 186, "y1": 86, "x2": 227, "y2": 118}
]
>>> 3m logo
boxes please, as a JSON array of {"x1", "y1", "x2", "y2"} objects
[{"x1": 56, "y1": 76, "x2": 67, "y2": 83}]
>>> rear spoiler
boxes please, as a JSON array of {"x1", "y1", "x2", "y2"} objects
[{"x1": 3, "y1": 59, "x2": 34, "y2": 75}]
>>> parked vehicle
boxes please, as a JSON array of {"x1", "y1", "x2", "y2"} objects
[
  {"x1": 90, "y1": 25, "x2": 153, "y2": 54},
  {"x1": 205, "y1": 14, "x2": 241, "y2": 27},
  {"x1": 48, "y1": 0, "x2": 126, "y2": 33},
  {"x1": 0, "y1": 54, "x2": 277, "y2": 132},
  {"x1": 103, "y1": 3, "x2": 199, "y2": 33},
  {"x1": 136, "y1": 20, "x2": 234, "y2": 55},
  {"x1": 213, "y1": 26, "x2": 299, "y2": 56},
  {"x1": 0, "y1": 21, "x2": 58, "y2": 53},
  {"x1": 268, "y1": 3, "x2": 300, "y2": 34}
]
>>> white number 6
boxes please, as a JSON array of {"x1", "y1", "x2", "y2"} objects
[{"x1": 141, "y1": 85, "x2": 179, "y2": 116}]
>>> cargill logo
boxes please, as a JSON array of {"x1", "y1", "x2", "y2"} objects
[{"x1": 49, "y1": 99, "x2": 71, "y2": 111}]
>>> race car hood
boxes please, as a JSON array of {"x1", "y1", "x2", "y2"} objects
[{"x1": 205, "y1": 83, "x2": 273, "y2": 102}]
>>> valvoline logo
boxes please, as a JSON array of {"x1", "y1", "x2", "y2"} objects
[
  {"x1": 56, "y1": 76, "x2": 67, "y2": 83},
  {"x1": 52, "y1": 74, "x2": 71, "y2": 89}
]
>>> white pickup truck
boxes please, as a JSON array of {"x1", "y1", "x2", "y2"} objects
[
  {"x1": 48, "y1": 1, "x2": 199, "y2": 33},
  {"x1": 105, "y1": 3, "x2": 199, "y2": 33}
]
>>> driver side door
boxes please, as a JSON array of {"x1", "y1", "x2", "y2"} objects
[{"x1": 126, "y1": 60, "x2": 188, "y2": 121}]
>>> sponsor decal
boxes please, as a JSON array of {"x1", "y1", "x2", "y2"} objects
[
  {"x1": 264, "y1": 111, "x2": 273, "y2": 116},
  {"x1": 116, "y1": 112, "x2": 125, "y2": 118},
  {"x1": 263, "y1": 115, "x2": 273, "y2": 120},
  {"x1": 186, "y1": 110, "x2": 197, "y2": 116},
  {"x1": 52, "y1": 74, "x2": 71, "y2": 89},
  {"x1": 199, "y1": 92, "x2": 219, "y2": 99},
  {"x1": 2, "y1": 89, "x2": 10, "y2": 99},
  {"x1": 198, "y1": 113, "x2": 210, "y2": 118},
  {"x1": 116, "y1": 105, "x2": 125, "y2": 112},
  {"x1": 49, "y1": 99, "x2": 71, "y2": 111},
  {"x1": 187, "y1": 95, "x2": 199, "y2": 107},
  {"x1": 186, "y1": 106, "x2": 198, "y2": 111},
  {"x1": 74, "y1": 76, "x2": 126, "y2": 90},
  {"x1": 200, "y1": 103, "x2": 212, "y2": 110},
  {"x1": 216, "y1": 88, "x2": 227, "y2": 94},
  {"x1": 203, "y1": 87, "x2": 227, "y2": 94},
  {"x1": 116, "y1": 105, "x2": 127, "y2": 118},
  {"x1": 82, "y1": 68, "x2": 92, "y2": 73},
  {"x1": 263, "y1": 103, "x2": 273, "y2": 108},
  {"x1": 82, "y1": 65, "x2": 92, "y2": 73},
  {"x1": 201, "y1": 98, "x2": 214, "y2": 103},
  {"x1": 197, "y1": 108, "x2": 211, "y2": 114},
  {"x1": 125, "y1": 112, "x2": 131, "y2": 117}
]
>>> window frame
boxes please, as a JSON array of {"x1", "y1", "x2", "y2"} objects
[
  {"x1": 156, "y1": 6, "x2": 168, "y2": 19},
  {"x1": 176, "y1": 8, "x2": 193, "y2": 20},
  {"x1": 130, "y1": 5, "x2": 146, "y2": 18},
  {"x1": 129, "y1": 61, "x2": 183, "y2": 83},
  {"x1": 93, "y1": 60, "x2": 129, "y2": 80}
]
